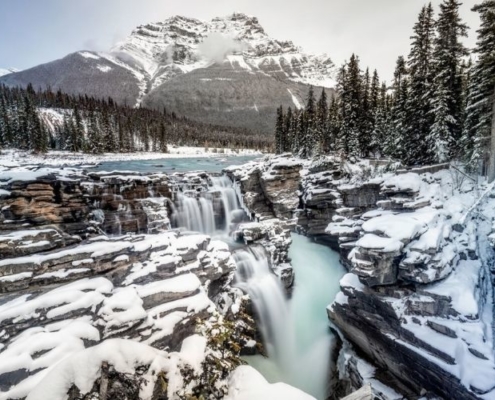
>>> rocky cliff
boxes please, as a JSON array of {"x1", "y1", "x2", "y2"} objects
[
  {"x1": 227, "y1": 154, "x2": 495, "y2": 399},
  {"x1": 0, "y1": 163, "x2": 302, "y2": 400}
]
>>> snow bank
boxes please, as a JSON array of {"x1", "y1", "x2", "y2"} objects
[{"x1": 225, "y1": 366, "x2": 316, "y2": 400}]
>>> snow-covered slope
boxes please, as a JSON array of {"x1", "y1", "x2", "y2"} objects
[
  {"x1": 0, "y1": 13, "x2": 336, "y2": 132},
  {"x1": 113, "y1": 13, "x2": 336, "y2": 91},
  {"x1": 0, "y1": 68, "x2": 19, "y2": 77}
]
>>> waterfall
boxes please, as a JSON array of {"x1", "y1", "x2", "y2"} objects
[
  {"x1": 234, "y1": 248, "x2": 294, "y2": 367},
  {"x1": 235, "y1": 234, "x2": 347, "y2": 400},
  {"x1": 199, "y1": 197, "x2": 216, "y2": 234},
  {"x1": 211, "y1": 176, "x2": 239, "y2": 232},
  {"x1": 172, "y1": 175, "x2": 243, "y2": 235},
  {"x1": 175, "y1": 192, "x2": 207, "y2": 233}
]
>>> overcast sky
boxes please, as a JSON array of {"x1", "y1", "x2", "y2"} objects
[{"x1": 0, "y1": 0, "x2": 480, "y2": 80}]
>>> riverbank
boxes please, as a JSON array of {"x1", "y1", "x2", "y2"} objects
[{"x1": 0, "y1": 147, "x2": 265, "y2": 168}]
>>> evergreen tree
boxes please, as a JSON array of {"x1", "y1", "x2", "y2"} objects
[
  {"x1": 341, "y1": 54, "x2": 363, "y2": 158},
  {"x1": 431, "y1": 0, "x2": 469, "y2": 160},
  {"x1": 406, "y1": 3, "x2": 436, "y2": 165},
  {"x1": 284, "y1": 107, "x2": 293, "y2": 153},
  {"x1": 326, "y1": 97, "x2": 340, "y2": 152},
  {"x1": 86, "y1": 108, "x2": 102, "y2": 154},
  {"x1": 72, "y1": 104, "x2": 84, "y2": 152},
  {"x1": 275, "y1": 105, "x2": 284, "y2": 154},
  {"x1": 300, "y1": 87, "x2": 316, "y2": 158},
  {"x1": 387, "y1": 56, "x2": 409, "y2": 159},
  {"x1": 159, "y1": 122, "x2": 168, "y2": 153},
  {"x1": 315, "y1": 89, "x2": 328, "y2": 155},
  {"x1": 371, "y1": 82, "x2": 390, "y2": 156},
  {"x1": 360, "y1": 68, "x2": 373, "y2": 156},
  {"x1": 462, "y1": 1, "x2": 495, "y2": 175}
]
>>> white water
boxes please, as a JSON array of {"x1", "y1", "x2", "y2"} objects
[
  {"x1": 238, "y1": 234, "x2": 346, "y2": 400},
  {"x1": 173, "y1": 175, "x2": 242, "y2": 235},
  {"x1": 172, "y1": 174, "x2": 346, "y2": 399}
]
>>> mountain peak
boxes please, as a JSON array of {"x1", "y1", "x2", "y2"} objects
[{"x1": 112, "y1": 12, "x2": 335, "y2": 90}]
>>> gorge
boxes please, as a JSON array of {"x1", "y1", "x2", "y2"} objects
[{"x1": 0, "y1": 153, "x2": 494, "y2": 400}]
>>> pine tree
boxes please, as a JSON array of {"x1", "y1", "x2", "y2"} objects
[
  {"x1": 340, "y1": 54, "x2": 363, "y2": 158},
  {"x1": 101, "y1": 107, "x2": 115, "y2": 152},
  {"x1": 284, "y1": 107, "x2": 293, "y2": 153},
  {"x1": 370, "y1": 70, "x2": 380, "y2": 119},
  {"x1": 360, "y1": 68, "x2": 373, "y2": 156},
  {"x1": 293, "y1": 110, "x2": 305, "y2": 155},
  {"x1": 275, "y1": 105, "x2": 284, "y2": 154},
  {"x1": 462, "y1": 1, "x2": 495, "y2": 176},
  {"x1": 300, "y1": 87, "x2": 316, "y2": 158},
  {"x1": 159, "y1": 122, "x2": 168, "y2": 153},
  {"x1": 431, "y1": 0, "x2": 469, "y2": 160},
  {"x1": 387, "y1": 56, "x2": 409, "y2": 160},
  {"x1": 406, "y1": 4, "x2": 436, "y2": 165},
  {"x1": 326, "y1": 97, "x2": 340, "y2": 152},
  {"x1": 87, "y1": 108, "x2": 102, "y2": 154},
  {"x1": 371, "y1": 82, "x2": 389, "y2": 156},
  {"x1": 430, "y1": 80, "x2": 452, "y2": 162},
  {"x1": 72, "y1": 104, "x2": 84, "y2": 152},
  {"x1": 315, "y1": 88, "x2": 328, "y2": 155}
]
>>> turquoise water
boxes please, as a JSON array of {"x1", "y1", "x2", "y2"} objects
[
  {"x1": 244, "y1": 233, "x2": 346, "y2": 400},
  {"x1": 93, "y1": 155, "x2": 259, "y2": 173}
]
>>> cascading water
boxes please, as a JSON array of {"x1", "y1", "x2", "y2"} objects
[
  {"x1": 172, "y1": 175, "x2": 242, "y2": 236},
  {"x1": 210, "y1": 176, "x2": 239, "y2": 232},
  {"x1": 234, "y1": 247, "x2": 294, "y2": 366},
  {"x1": 235, "y1": 234, "x2": 347, "y2": 400},
  {"x1": 172, "y1": 173, "x2": 346, "y2": 399}
]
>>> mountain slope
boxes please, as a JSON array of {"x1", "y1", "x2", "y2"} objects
[
  {"x1": 0, "y1": 52, "x2": 142, "y2": 106},
  {"x1": 0, "y1": 68, "x2": 19, "y2": 77},
  {"x1": 0, "y1": 13, "x2": 336, "y2": 132},
  {"x1": 142, "y1": 62, "x2": 329, "y2": 133}
]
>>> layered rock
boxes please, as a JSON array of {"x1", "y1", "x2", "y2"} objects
[
  {"x1": 234, "y1": 218, "x2": 295, "y2": 288},
  {"x1": 229, "y1": 155, "x2": 495, "y2": 400},
  {"x1": 0, "y1": 225, "x2": 263, "y2": 399}
]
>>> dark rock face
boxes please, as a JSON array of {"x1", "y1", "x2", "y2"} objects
[
  {"x1": 1, "y1": 176, "x2": 90, "y2": 235},
  {"x1": 0, "y1": 170, "x2": 173, "y2": 241},
  {"x1": 329, "y1": 280, "x2": 481, "y2": 400}
]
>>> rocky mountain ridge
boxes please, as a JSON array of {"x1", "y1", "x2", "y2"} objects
[{"x1": 0, "y1": 13, "x2": 336, "y2": 133}]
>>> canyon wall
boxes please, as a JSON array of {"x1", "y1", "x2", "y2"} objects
[{"x1": 227, "y1": 154, "x2": 495, "y2": 400}]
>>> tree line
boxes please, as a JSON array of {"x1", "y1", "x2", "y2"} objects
[
  {"x1": 0, "y1": 84, "x2": 273, "y2": 154},
  {"x1": 275, "y1": 0, "x2": 495, "y2": 173}
]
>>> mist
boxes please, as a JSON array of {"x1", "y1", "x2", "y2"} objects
[{"x1": 197, "y1": 33, "x2": 248, "y2": 63}]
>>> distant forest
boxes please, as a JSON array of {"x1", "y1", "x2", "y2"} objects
[
  {"x1": 0, "y1": 84, "x2": 273, "y2": 153},
  {"x1": 276, "y1": 0, "x2": 495, "y2": 172}
]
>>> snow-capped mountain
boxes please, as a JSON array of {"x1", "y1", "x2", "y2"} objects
[
  {"x1": 0, "y1": 13, "x2": 336, "y2": 132},
  {"x1": 113, "y1": 13, "x2": 336, "y2": 92},
  {"x1": 0, "y1": 68, "x2": 19, "y2": 77}
]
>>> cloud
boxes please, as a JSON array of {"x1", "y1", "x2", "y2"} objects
[
  {"x1": 197, "y1": 33, "x2": 248, "y2": 63},
  {"x1": 83, "y1": 38, "x2": 105, "y2": 52}
]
